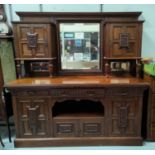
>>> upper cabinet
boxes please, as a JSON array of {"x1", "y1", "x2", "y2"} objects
[
  {"x1": 12, "y1": 12, "x2": 143, "y2": 77},
  {"x1": 13, "y1": 23, "x2": 52, "y2": 58},
  {"x1": 104, "y1": 22, "x2": 143, "y2": 58}
]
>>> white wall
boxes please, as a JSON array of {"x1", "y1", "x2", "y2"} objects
[{"x1": 4, "y1": 4, "x2": 155, "y2": 58}]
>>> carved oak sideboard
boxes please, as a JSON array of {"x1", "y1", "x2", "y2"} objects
[{"x1": 5, "y1": 76, "x2": 149, "y2": 147}]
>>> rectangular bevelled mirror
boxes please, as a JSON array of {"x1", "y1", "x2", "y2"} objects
[{"x1": 59, "y1": 23, "x2": 100, "y2": 70}]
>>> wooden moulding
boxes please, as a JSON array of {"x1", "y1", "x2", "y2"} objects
[{"x1": 14, "y1": 137, "x2": 143, "y2": 148}]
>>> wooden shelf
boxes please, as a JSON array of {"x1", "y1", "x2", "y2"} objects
[{"x1": 53, "y1": 112, "x2": 104, "y2": 118}]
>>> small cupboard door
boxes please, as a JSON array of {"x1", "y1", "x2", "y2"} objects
[
  {"x1": 105, "y1": 22, "x2": 142, "y2": 58},
  {"x1": 106, "y1": 97, "x2": 142, "y2": 137},
  {"x1": 16, "y1": 24, "x2": 51, "y2": 58},
  {"x1": 16, "y1": 97, "x2": 50, "y2": 138}
]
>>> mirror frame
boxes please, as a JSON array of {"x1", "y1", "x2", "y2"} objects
[{"x1": 57, "y1": 20, "x2": 103, "y2": 75}]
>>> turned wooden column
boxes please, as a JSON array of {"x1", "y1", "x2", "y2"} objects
[
  {"x1": 48, "y1": 60, "x2": 53, "y2": 77},
  {"x1": 104, "y1": 57, "x2": 110, "y2": 77},
  {"x1": 16, "y1": 60, "x2": 22, "y2": 78},
  {"x1": 136, "y1": 58, "x2": 143, "y2": 78}
]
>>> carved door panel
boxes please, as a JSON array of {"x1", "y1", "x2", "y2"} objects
[
  {"x1": 53, "y1": 119, "x2": 78, "y2": 137},
  {"x1": 107, "y1": 23, "x2": 142, "y2": 58},
  {"x1": 79, "y1": 118, "x2": 104, "y2": 137},
  {"x1": 107, "y1": 97, "x2": 141, "y2": 136},
  {"x1": 16, "y1": 97, "x2": 50, "y2": 138},
  {"x1": 16, "y1": 24, "x2": 51, "y2": 58},
  {"x1": 150, "y1": 94, "x2": 155, "y2": 139}
]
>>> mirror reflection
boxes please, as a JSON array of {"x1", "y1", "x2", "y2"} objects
[{"x1": 60, "y1": 23, "x2": 100, "y2": 70}]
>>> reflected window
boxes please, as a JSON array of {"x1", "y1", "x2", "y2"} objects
[{"x1": 60, "y1": 23, "x2": 100, "y2": 70}]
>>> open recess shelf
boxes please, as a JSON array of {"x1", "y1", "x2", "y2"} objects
[{"x1": 52, "y1": 100, "x2": 104, "y2": 118}]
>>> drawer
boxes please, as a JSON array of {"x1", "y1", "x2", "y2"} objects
[
  {"x1": 80, "y1": 118, "x2": 104, "y2": 136},
  {"x1": 50, "y1": 88, "x2": 104, "y2": 98},
  {"x1": 106, "y1": 88, "x2": 138, "y2": 97},
  {"x1": 53, "y1": 119, "x2": 78, "y2": 137},
  {"x1": 15, "y1": 90, "x2": 49, "y2": 96}
]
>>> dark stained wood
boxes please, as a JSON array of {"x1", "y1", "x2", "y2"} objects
[
  {"x1": 104, "y1": 22, "x2": 143, "y2": 58},
  {"x1": 12, "y1": 12, "x2": 143, "y2": 77},
  {"x1": 5, "y1": 76, "x2": 149, "y2": 88},
  {"x1": 10, "y1": 12, "x2": 149, "y2": 147},
  {"x1": 14, "y1": 137, "x2": 143, "y2": 147},
  {"x1": 143, "y1": 74, "x2": 155, "y2": 140},
  {"x1": 5, "y1": 76, "x2": 149, "y2": 147}
]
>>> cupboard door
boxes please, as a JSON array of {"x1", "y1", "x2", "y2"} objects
[
  {"x1": 150, "y1": 94, "x2": 155, "y2": 139},
  {"x1": 107, "y1": 97, "x2": 142, "y2": 137},
  {"x1": 16, "y1": 97, "x2": 50, "y2": 138},
  {"x1": 106, "y1": 23, "x2": 142, "y2": 58},
  {"x1": 53, "y1": 119, "x2": 78, "y2": 137},
  {"x1": 16, "y1": 24, "x2": 51, "y2": 58},
  {"x1": 80, "y1": 118, "x2": 104, "y2": 137}
]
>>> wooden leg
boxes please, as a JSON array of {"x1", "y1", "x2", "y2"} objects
[
  {"x1": 0, "y1": 135, "x2": 5, "y2": 147},
  {"x1": 6, "y1": 117, "x2": 12, "y2": 143}
]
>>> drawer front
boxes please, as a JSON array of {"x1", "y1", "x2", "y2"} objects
[
  {"x1": 106, "y1": 88, "x2": 138, "y2": 97},
  {"x1": 15, "y1": 90, "x2": 49, "y2": 96},
  {"x1": 53, "y1": 119, "x2": 78, "y2": 137},
  {"x1": 50, "y1": 88, "x2": 104, "y2": 98},
  {"x1": 80, "y1": 118, "x2": 104, "y2": 136}
]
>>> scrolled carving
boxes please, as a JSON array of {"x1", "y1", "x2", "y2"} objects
[{"x1": 27, "y1": 32, "x2": 38, "y2": 48}]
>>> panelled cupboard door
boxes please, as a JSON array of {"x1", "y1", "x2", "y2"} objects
[
  {"x1": 16, "y1": 24, "x2": 51, "y2": 58},
  {"x1": 15, "y1": 97, "x2": 50, "y2": 138},
  {"x1": 105, "y1": 23, "x2": 142, "y2": 58},
  {"x1": 106, "y1": 97, "x2": 142, "y2": 137}
]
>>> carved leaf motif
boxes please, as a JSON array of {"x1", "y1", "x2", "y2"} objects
[{"x1": 27, "y1": 32, "x2": 38, "y2": 48}]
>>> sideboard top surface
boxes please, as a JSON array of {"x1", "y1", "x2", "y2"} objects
[{"x1": 5, "y1": 76, "x2": 149, "y2": 89}]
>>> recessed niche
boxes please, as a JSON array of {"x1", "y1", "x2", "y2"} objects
[{"x1": 52, "y1": 100, "x2": 104, "y2": 117}]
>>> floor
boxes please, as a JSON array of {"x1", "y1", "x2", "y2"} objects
[{"x1": 1, "y1": 125, "x2": 155, "y2": 150}]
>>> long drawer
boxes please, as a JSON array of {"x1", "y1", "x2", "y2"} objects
[{"x1": 50, "y1": 88, "x2": 105, "y2": 98}]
